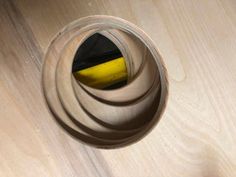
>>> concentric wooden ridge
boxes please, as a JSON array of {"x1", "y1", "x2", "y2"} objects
[{"x1": 42, "y1": 15, "x2": 168, "y2": 148}]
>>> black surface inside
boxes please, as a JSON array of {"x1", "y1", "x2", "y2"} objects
[
  {"x1": 72, "y1": 33, "x2": 127, "y2": 89},
  {"x1": 72, "y1": 33, "x2": 122, "y2": 72}
]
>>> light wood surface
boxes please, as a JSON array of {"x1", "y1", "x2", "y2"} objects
[
  {"x1": 1, "y1": 0, "x2": 236, "y2": 176},
  {"x1": 41, "y1": 15, "x2": 166, "y2": 147}
]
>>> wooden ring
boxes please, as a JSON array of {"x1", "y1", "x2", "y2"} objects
[{"x1": 42, "y1": 15, "x2": 168, "y2": 148}]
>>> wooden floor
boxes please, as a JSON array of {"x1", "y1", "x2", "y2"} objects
[{"x1": 1, "y1": 0, "x2": 236, "y2": 176}]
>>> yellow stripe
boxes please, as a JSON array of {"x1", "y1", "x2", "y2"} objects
[{"x1": 73, "y1": 57, "x2": 127, "y2": 89}]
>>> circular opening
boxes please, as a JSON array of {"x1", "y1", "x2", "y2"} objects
[
  {"x1": 72, "y1": 33, "x2": 129, "y2": 90},
  {"x1": 42, "y1": 15, "x2": 168, "y2": 149}
]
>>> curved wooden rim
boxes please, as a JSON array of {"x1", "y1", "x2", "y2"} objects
[
  {"x1": 57, "y1": 27, "x2": 159, "y2": 131},
  {"x1": 42, "y1": 15, "x2": 169, "y2": 148}
]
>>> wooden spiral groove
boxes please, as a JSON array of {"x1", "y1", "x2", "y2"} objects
[{"x1": 42, "y1": 15, "x2": 168, "y2": 148}]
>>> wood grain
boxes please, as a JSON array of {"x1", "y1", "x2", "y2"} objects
[
  {"x1": 1, "y1": 0, "x2": 236, "y2": 176},
  {"x1": 42, "y1": 15, "x2": 166, "y2": 147}
]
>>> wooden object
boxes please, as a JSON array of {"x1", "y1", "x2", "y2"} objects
[
  {"x1": 42, "y1": 16, "x2": 167, "y2": 147},
  {"x1": 1, "y1": 0, "x2": 236, "y2": 176}
]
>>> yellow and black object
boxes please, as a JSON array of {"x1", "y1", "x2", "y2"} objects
[{"x1": 72, "y1": 33, "x2": 128, "y2": 89}]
